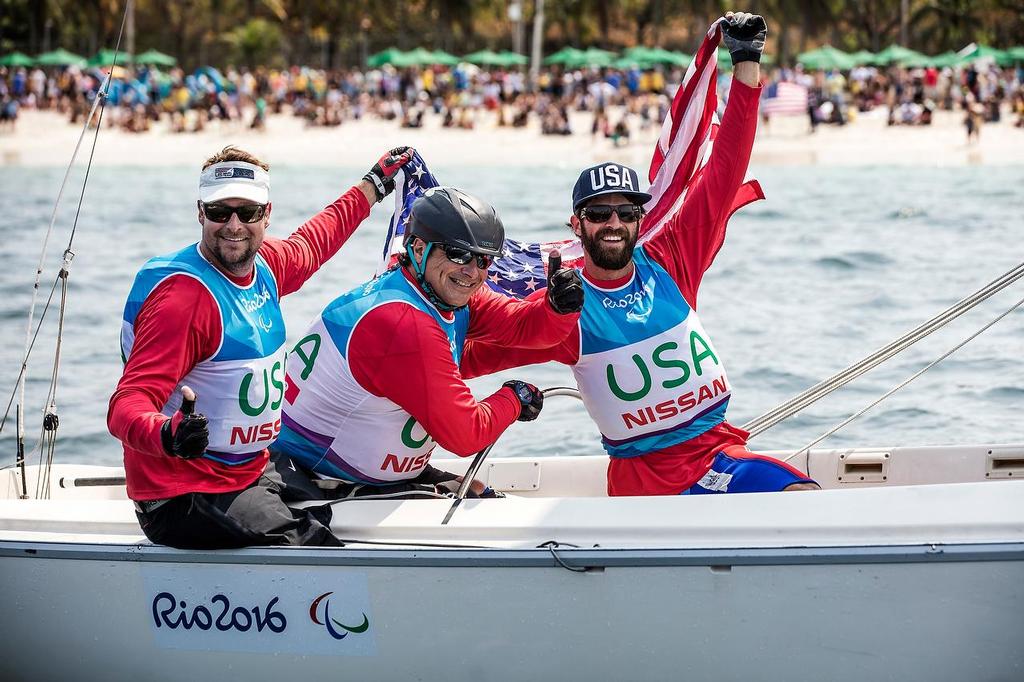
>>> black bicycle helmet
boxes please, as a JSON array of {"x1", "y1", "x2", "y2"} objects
[{"x1": 404, "y1": 187, "x2": 505, "y2": 257}]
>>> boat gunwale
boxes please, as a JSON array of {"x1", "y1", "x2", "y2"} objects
[{"x1": 2, "y1": 540, "x2": 1022, "y2": 568}]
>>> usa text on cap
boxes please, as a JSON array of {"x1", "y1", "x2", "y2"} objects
[{"x1": 572, "y1": 162, "x2": 653, "y2": 211}]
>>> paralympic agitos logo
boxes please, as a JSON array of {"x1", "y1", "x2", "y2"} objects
[{"x1": 309, "y1": 592, "x2": 370, "y2": 640}]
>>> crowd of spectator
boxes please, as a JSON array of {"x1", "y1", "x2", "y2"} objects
[
  {"x1": 1, "y1": 57, "x2": 1021, "y2": 142},
  {"x1": 767, "y1": 60, "x2": 1024, "y2": 137}
]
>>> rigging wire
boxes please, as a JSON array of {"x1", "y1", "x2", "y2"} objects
[
  {"x1": 742, "y1": 259, "x2": 1024, "y2": 439},
  {"x1": 0, "y1": 276, "x2": 61, "y2": 435},
  {"x1": 35, "y1": 264, "x2": 72, "y2": 499},
  {"x1": 6, "y1": 0, "x2": 133, "y2": 497},
  {"x1": 784, "y1": 293, "x2": 1024, "y2": 463}
]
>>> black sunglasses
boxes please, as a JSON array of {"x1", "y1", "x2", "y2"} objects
[
  {"x1": 200, "y1": 201, "x2": 268, "y2": 224},
  {"x1": 579, "y1": 204, "x2": 644, "y2": 224},
  {"x1": 438, "y1": 243, "x2": 494, "y2": 269}
]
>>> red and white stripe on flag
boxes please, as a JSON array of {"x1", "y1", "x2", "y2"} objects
[{"x1": 639, "y1": 19, "x2": 762, "y2": 245}]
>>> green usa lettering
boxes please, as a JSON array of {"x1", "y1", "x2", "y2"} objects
[
  {"x1": 401, "y1": 416, "x2": 433, "y2": 449},
  {"x1": 606, "y1": 332, "x2": 719, "y2": 402},
  {"x1": 290, "y1": 333, "x2": 321, "y2": 381},
  {"x1": 238, "y1": 359, "x2": 285, "y2": 416}
]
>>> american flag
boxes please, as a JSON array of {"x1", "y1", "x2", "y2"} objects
[
  {"x1": 761, "y1": 81, "x2": 809, "y2": 116},
  {"x1": 379, "y1": 18, "x2": 762, "y2": 298},
  {"x1": 378, "y1": 150, "x2": 575, "y2": 297}
]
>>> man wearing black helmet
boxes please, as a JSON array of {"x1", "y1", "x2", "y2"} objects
[
  {"x1": 463, "y1": 12, "x2": 820, "y2": 497},
  {"x1": 273, "y1": 187, "x2": 583, "y2": 496}
]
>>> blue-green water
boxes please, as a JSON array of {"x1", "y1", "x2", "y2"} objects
[{"x1": 1, "y1": 164, "x2": 1022, "y2": 465}]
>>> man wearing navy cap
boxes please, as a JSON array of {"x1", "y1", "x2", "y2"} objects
[{"x1": 463, "y1": 12, "x2": 819, "y2": 496}]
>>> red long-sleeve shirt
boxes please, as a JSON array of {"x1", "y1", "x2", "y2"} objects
[
  {"x1": 108, "y1": 187, "x2": 371, "y2": 500},
  {"x1": 461, "y1": 80, "x2": 764, "y2": 496},
  {"x1": 345, "y1": 269, "x2": 578, "y2": 458}
]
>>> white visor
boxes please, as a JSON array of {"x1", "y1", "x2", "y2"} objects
[{"x1": 199, "y1": 161, "x2": 270, "y2": 204}]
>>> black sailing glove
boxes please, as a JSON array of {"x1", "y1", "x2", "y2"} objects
[
  {"x1": 362, "y1": 146, "x2": 415, "y2": 202},
  {"x1": 546, "y1": 250, "x2": 584, "y2": 315},
  {"x1": 721, "y1": 12, "x2": 767, "y2": 65},
  {"x1": 503, "y1": 381, "x2": 544, "y2": 422},
  {"x1": 160, "y1": 387, "x2": 209, "y2": 459}
]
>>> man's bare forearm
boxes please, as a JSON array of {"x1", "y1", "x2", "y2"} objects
[{"x1": 734, "y1": 61, "x2": 760, "y2": 87}]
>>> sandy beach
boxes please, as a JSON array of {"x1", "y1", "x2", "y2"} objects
[{"x1": 1, "y1": 105, "x2": 1022, "y2": 168}]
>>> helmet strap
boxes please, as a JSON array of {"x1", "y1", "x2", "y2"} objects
[{"x1": 405, "y1": 242, "x2": 459, "y2": 312}]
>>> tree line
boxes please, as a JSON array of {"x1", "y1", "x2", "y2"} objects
[{"x1": 2, "y1": 0, "x2": 1022, "y2": 70}]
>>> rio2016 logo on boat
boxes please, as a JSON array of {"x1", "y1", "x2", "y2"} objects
[{"x1": 309, "y1": 592, "x2": 370, "y2": 640}]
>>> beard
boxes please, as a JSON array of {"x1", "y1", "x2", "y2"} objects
[
  {"x1": 579, "y1": 225, "x2": 638, "y2": 271},
  {"x1": 208, "y1": 234, "x2": 258, "y2": 273}
]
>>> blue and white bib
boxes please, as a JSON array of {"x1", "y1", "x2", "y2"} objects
[
  {"x1": 276, "y1": 268, "x2": 469, "y2": 484},
  {"x1": 121, "y1": 243, "x2": 286, "y2": 465},
  {"x1": 572, "y1": 247, "x2": 731, "y2": 458}
]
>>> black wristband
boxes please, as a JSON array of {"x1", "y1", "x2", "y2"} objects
[
  {"x1": 160, "y1": 418, "x2": 175, "y2": 455},
  {"x1": 362, "y1": 172, "x2": 386, "y2": 202}
]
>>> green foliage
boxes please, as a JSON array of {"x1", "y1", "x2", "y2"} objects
[
  {"x1": 0, "y1": 0, "x2": 1021, "y2": 68},
  {"x1": 222, "y1": 18, "x2": 286, "y2": 68}
]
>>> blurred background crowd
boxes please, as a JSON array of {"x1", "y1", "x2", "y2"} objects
[{"x1": 1, "y1": 0, "x2": 1023, "y2": 139}]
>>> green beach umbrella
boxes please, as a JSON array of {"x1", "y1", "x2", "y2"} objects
[
  {"x1": 1007, "y1": 47, "x2": 1024, "y2": 63},
  {"x1": 849, "y1": 50, "x2": 876, "y2": 66},
  {"x1": 543, "y1": 46, "x2": 585, "y2": 65},
  {"x1": 622, "y1": 46, "x2": 654, "y2": 60},
  {"x1": 956, "y1": 44, "x2": 1012, "y2": 66},
  {"x1": 646, "y1": 47, "x2": 690, "y2": 66},
  {"x1": 900, "y1": 53, "x2": 935, "y2": 68},
  {"x1": 495, "y1": 50, "x2": 527, "y2": 66},
  {"x1": 462, "y1": 49, "x2": 504, "y2": 66},
  {"x1": 396, "y1": 47, "x2": 436, "y2": 67},
  {"x1": 87, "y1": 48, "x2": 132, "y2": 67},
  {"x1": 612, "y1": 55, "x2": 647, "y2": 69},
  {"x1": 797, "y1": 45, "x2": 854, "y2": 70},
  {"x1": 671, "y1": 51, "x2": 694, "y2": 67},
  {"x1": 622, "y1": 46, "x2": 666, "y2": 67},
  {"x1": 873, "y1": 44, "x2": 926, "y2": 66},
  {"x1": 134, "y1": 49, "x2": 177, "y2": 66},
  {"x1": 366, "y1": 47, "x2": 406, "y2": 67},
  {"x1": 930, "y1": 51, "x2": 960, "y2": 68},
  {"x1": 34, "y1": 48, "x2": 87, "y2": 67},
  {"x1": 430, "y1": 49, "x2": 460, "y2": 66},
  {"x1": 0, "y1": 52, "x2": 34, "y2": 67},
  {"x1": 563, "y1": 47, "x2": 616, "y2": 68}
]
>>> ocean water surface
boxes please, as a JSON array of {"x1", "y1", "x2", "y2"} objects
[{"x1": 0, "y1": 163, "x2": 1022, "y2": 467}]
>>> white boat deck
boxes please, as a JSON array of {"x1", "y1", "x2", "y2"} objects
[
  {"x1": 2, "y1": 444, "x2": 1023, "y2": 682},
  {"x1": 2, "y1": 443, "x2": 1023, "y2": 550}
]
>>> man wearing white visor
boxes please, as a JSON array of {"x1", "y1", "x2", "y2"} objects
[{"x1": 109, "y1": 144, "x2": 414, "y2": 549}]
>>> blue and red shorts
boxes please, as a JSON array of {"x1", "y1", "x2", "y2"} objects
[{"x1": 681, "y1": 446, "x2": 816, "y2": 495}]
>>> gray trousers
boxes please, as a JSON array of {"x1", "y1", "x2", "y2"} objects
[{"x1": 134, "y1": 452, "x2": 343, "y2": 550}]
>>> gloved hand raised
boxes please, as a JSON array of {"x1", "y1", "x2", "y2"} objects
[
  {"x1": 546, "y1": 250, "x2": 584, "y2": 315},
  {"x1": 160, "y1": 386, "x2": 209, "y2": 459},
  {"x1": 363, "y1": 146, "x2": 415, "y2": 202},
  {"x1": 721, "y1": 12, "x2": 767, "y2": 65},
  {"x1": 502, "y1": 380, "x2": 544, "y2": 422}
]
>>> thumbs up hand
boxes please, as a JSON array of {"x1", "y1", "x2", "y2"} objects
[
  {"x1": 545, "y1": 249, "x2": 584, "y2": 315},
  {"x1": 160, "y1": 385, "x2": 209, "y2": 460}
]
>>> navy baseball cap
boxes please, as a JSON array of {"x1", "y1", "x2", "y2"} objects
[{"x1": 572, "y1": 162, "x2": 652, "y2": 211}]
